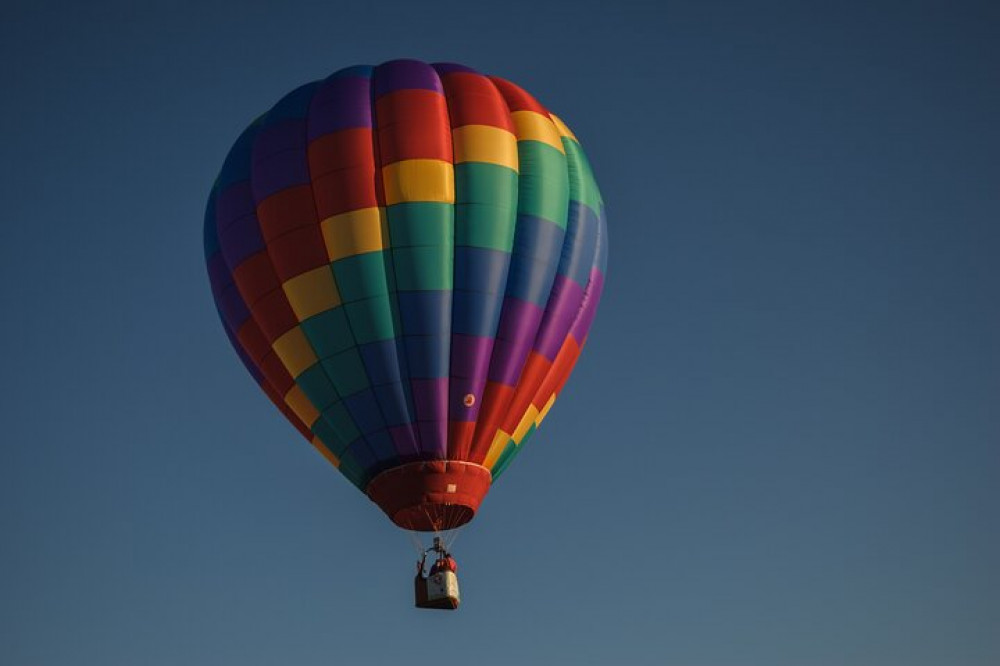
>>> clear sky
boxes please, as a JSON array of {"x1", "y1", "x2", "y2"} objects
[{"x1": 2, "y1": 1, "x2": 998, "y2": 664}]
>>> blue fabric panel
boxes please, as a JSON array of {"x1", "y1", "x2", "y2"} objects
[
  {"x1": 343, "y1": 389, "x2": 386, "y2": 435},
  {"x1": 454, "y1": 246, "x2": 510, "y2": 294},
  {"x1": 403, "y1": 335, "x2": 449, "y2": 378},
  {"x1": 398, "y1": 291, "x2": 450, "y2": 336},
  {"x1": 451, "y1": 289, "x2": 503, "y2": 337}
]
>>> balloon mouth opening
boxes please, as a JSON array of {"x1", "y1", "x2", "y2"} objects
[{"x1": 365, "y1": 460, "x2": 492, "y2": 532}]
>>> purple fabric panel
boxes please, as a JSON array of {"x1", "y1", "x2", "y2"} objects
[
  {"x1": 217, "y1": 282, "x2": 250, "y2": 330},
  {"x1": 418, "y1": 421, "x2": 447, "y2": 459},
  {"x1": 533, "y1": 274, "x2": 586, "y2": 361},
  {"x1": 252, "y1": 120, "x2": 306, "y2": 162},
  {"x1": 250, "y1": 149, "x2": 310, "y2": 201},
  {"x1": 411, "y1": 377, "x2": 447, "y2": 458},
  {"x1": 215, "y1": 181, "x2": 255, "y2": 231},
  {"x1": 373, "y1": 59, "x2": 443, "y2": 97},
  {"x1": 411, "y1": 377, "x2": 447, "y2": 421},
  {"x1": 388, "y1": 425, "x2": 420, "y2": 460},
  {"x1": 218, "y1": 213, "x2": 264, "y2": 268},
  {"x1": 431, "y1": 62, "x2": 479, "y2": 75},
  {"x1": 488, "y1": 297, "x2": 545, "y2": 385},
  {"x1": 569, "y1": 269, "x2": 605, "y2": 343},
  {"x1": 448, "y1": 335, "x2": 494, "y2": 422},
  {"x1": 449, "y1": 334, "x2": 493, "y2": 379},
  {"x1": 495, "y1": 297, "x2": 545, "y2": 343},
  {"x1": 206, "y1": 252, "x2": 230, "y2": 295},
  {"x1": 222, "y1": 320, "x2": 264, "y2": 385},
  {"x1": 307, "y1": 75, "x2": 373, "y2": 139}
]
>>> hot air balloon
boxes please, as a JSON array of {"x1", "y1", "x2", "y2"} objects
[{"x1": 203, "y1": 60, "x2": 607, "y2": 606}]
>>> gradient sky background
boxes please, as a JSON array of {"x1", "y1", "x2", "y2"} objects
[{"x1": 2, "y1": 1, "x2": 998, "y2": 664}]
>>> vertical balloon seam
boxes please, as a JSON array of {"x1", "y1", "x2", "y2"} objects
[
  {"x1": 308, "y1": 68, "x2": 417, "y2": 478},
  {"x1": 208, "y1": 122, "x2": 315, "y2": 445},
  {"x1": 358, "y1": 67, "x2": 423, "y2": 464},
  {"x1": 494, "y1": 205, "x2": 607, "y2": 479},
  {"x1": 250, "y1": 88, "x2": 362, "y2": 473},
  {"x1": 362, "y1": 67, "x2": 424, "y2": 463},
  {"x1": 251, "y1": 85, "x2": 363, "y2": 474},
  {"x1": 473, "y1": 77, "x2": 571, "y2": 469},
  {"x1": 489, "y1": 114, "x2": 606, "y2": 476},
  {"x1": 206, "y1": 118, "x2": 364, "y2": 486},
  {"x1": 248, "y1": 84, "x2": 380, "y2": 485},
  {"x1": 464, "y1": 78, "x2": 541, "y2": 465},
  {"x1": 433, "y1": 64, "x2": 519, "y2": 465},
  {"x1": 437, "y1": 67, "x2": 463, "y2": 464},
  {"x1": 205, "y1": 191, "x2": 302, "y2": 439},
  {"x1": 298, "y1": 70, "x2": 400, "y2": 483},
  {"x1": 376, "y1": 61, "x2": 455, "y2": 462}
]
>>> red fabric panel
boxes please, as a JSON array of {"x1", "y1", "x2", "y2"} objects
[
  {"x1": 262, "y1": 382, "x2": 312, "y2": 440},
  {"x1": 532, "y1": 336, "x2": 581, "y2": 408},
  {"x1": 439, "y1": 72, "x2": 514, "y2": 131},
  {"x1": 467, "y1": 381, "x2": 516, "y2": 464},
  {"x1": 236, "y1": 319, "x2": 271, "y2": 364},
  {"x1": 311, "y1": 168, "x2": 379, "y2": 218},
  {"x1": 375, "y1": 89, "x2": 453, "y2": 164},
  {"x1": 232, "y1": 251, "x2": 280, "y2": 307},
  {"x1": 308, "y1": 128, "x2": 374, "y2": 175},
  {"x1": 250, "y1": 288, "x2": 298, "y2": 342},
  {"x1": 448, "y1": 420, "x2": 476, "y2": 461},
  {"x1": 256, "y1": 185, "x2": 316, "y2": 241},
  {"x1": 500, "y1": 352, "x2": 553, "y2": 434},
  {"x1": 488, "y1": 77, "x2": 549, "y2": 115},
  {"x1": 266, "y1": 225, "x2": 328, "y2": 281},
  {"x1": 258, "y1": 350, "x2": 295, "y2": 396}
]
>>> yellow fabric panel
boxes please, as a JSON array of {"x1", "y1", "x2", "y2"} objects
[
  {"x1": 321, "y1": 207, "x2": 387, "y2": 261},
  {"x1": 284, "y1": 385, "x2": 320, "y2": 427},
  {"x1": 272, "y1": 327, "x2": 319, "y2": 378},
  {"x1": 282, "y1": 266, "x2": 341, "y2": 320},
  {"x1": 482, "y1": 429, "x2": 511, "y2": 469},
  {"x1": 512, "y1": 405, "x2": 540, "y2": 445},
  {"x1": 310, "y1": 436, "x2": 341, "y2": 468},
  {"x1": 452, "y1": 125, "x2": 519, "y2": 171},
  {"x1": 548, "y1": 113, "x2": 579, "y2": 142},
  {"x1": 382, "y1": 159, "x2": 454, "y2": 205},
  {"x1": 535, "y1": 393, "x2": 556, "y2": 426},
  {"x1": 510, "y1": 110, "x2": 565, "y2": 153}
]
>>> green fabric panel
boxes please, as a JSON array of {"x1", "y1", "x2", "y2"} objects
[
  {"x1": 311, "y1": 413, "x2": 351, "y2": 455},
  {"x1": 490, "y1": 439, "x2": 518, "y2": 478},
  {"x1": 563, "y1": 139, "x2": 603, "y2": 216},
  {"x1": 319, "y1": 402, "x2": 361, "y2": 447},
  {"x1": 516, "y1": 141, "x2": 570, "y2": 227},
  {"x1": 493, "y1": 423, "x2": 538, "y2": 479},
  {"x1": 393, "y1": 245, "x2": 453, "y2": 291},
  {"x1": 453, "y1": 163, "x2": 518, "y2": 251},
  {"x1": 295, "y1": 363, "x2": 340, "y2": 411},
  {"x1": 455, "y1": 163, "x2": 518, "y2": 205},
  {"x1": 335, "y1": 455, "x2": 368, "y2": 489},
  {"x1": 344, "y1": 295, "x2": 395, "y2": 343},
  {"x1": 321, "y1": 348, "x2": 370, "y2": 396},
  {"x1": 300, "y1": 307, "x2": 353, "y2": 359},
  {"x1": 306, "y1": 431, "x2": 365, "y2": 490},
  {"x1": 454, "y1": 203, "x2": 517, "y2": 251},
  {"x1": 332, "y1": 251, "x2": 389, "y2": 303},
  {"x1": 387, "y1": 202, "x2": 452, "y2": 247}
]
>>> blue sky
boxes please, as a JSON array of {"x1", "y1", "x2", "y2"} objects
[{"x1": 2, "y1": 1, "x2": 998, "y2": 664}]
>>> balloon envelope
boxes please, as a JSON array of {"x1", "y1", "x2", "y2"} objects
[{"x1": 204, "y1": 60, "x2": 607, "y2": 531}]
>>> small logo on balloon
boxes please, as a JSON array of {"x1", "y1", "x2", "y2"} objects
[{"x1": 463, "y1": 394, "x2": 476, "y2": 407}]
